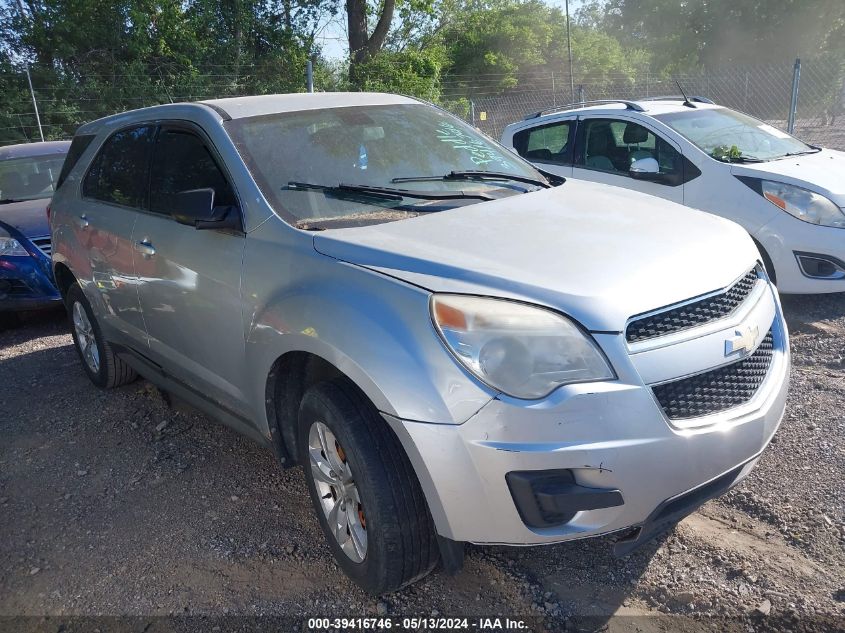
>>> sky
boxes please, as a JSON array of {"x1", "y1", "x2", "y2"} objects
[{"x1": 314, "y1": 0, "x2": 587, "y2": 62}]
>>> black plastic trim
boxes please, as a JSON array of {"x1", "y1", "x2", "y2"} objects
[
  {"x1": 614, "y1": 462, "x2": 747, "y2": 557},
  {"x1": 200, "y1": 101, "x2": 233, "y2": 121},
  {"x1": 734, "y1": 174, "x2": 764, "y2": 195},
  {"x1": 507, "y1": 469, "x2": 624, "y2": 529},
  {"x1": 793, "y1": 251, "x2": 845, "y2": 280}
]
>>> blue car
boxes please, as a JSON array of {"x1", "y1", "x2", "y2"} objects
[{"x1": 0, "y1": 141, "x2": 70, "y2": 317}]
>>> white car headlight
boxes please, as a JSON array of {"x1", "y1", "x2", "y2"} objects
[
  {"x1": 431, "y1": 294, "x2": 615, "y2": 399},
  {"x1": 0, "y1": 227, "x2": 28, "y2": 257},
  {"x1": 761, "y1": 180, "x2": 845, "y2": 228}
]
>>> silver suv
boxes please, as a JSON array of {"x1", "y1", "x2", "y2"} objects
[{"x1": 51, "y1": 93, "x2": 789, "y2": 594}]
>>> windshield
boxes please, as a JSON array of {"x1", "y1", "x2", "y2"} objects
[
  {"x1": 224, "y1": 103, "x2": 546, "y2": 228},
  {"x1": 654, "y1": 107, "x2": 815, "y2": 162},
  {"x1": 0, "y1": 154, "x2": 67, "y2": 202}
]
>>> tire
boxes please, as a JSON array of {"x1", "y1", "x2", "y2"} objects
[
  {"x1": 298, "y1": 378, "x2": 439, "y2": 594},
  {"x1": 66, "y1": 283, "x2": 137, "y2": 388}
]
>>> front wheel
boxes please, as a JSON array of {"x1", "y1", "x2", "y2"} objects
[
  {"x1": 66, "y1": 283, "x2": 137, "y2": 388},
  {"x1": 298, "y1": 378, "x2": 438, "y2": 594}
]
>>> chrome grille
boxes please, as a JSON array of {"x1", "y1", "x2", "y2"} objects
[
  {"x1": 652, "y1": 329, "x2": 774, "y2": 420},
  {"x1": 30, "y1": 236, "x2": 52, "y2": 257},
  {"x1": 626, "y1": 267, "x2": 760, "y2": 344}
]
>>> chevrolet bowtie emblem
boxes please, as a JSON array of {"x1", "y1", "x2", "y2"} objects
[{"x1": 725, "y1": 325, "x2": 759, "y2": 357}]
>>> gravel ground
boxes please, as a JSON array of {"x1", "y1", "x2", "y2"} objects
[{"x1": 0, "y1": 295, "x2": 843, "y2": 632}]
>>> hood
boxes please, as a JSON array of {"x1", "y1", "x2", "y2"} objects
[
  {"x1": 731, "y1": 148, "x2": 845, "y2": 206},
  {"x1": 313, "y1": 180, "x2": 758, "y2": 332},
  {"x1": 0, "y1": 198, "x2": 50, "y2": 238}
]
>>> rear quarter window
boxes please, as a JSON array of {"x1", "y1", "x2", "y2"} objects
[
  {"x1": 512, "y1": 121, "x2": 573, "y2": 165},
  {"x1": 56, "y1": 134, "x2": 95, "y2": 190}
]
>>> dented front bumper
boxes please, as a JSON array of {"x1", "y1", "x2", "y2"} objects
[
  {"x1": 0, "y1": 252, "x2": 61, "y2": 312},
  {"x1": 384, "y1": 288, "x2": 789, "y2": 547}
]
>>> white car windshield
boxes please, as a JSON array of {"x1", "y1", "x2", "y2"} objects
[
  {"x1": 225, "y1": 103, "x2": 548, "y2": 229},
  {"x1": 655, "y1": 107, "x2": 817, "y2": 162}
]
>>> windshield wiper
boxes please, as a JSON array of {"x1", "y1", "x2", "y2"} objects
[
  {"x1": 392, "y1": 170, "x2": 550, "y2": 189},
  {"x1": 286, "y1": 181, "x2": 495, "y2": 201},
  {"x1": 713, "y1": 155, "x2": 768, "y2": 164},
  {"x1": 0, "y1": 198, "x2": 24, "y2": 204},
  {"x1": 781, "y1": 147, "x2": 822, "y2": 158}
]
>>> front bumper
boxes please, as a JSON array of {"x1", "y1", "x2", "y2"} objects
[
  {"x1": 386, "y1": 282, "x2": 789, "y2": 546},
  {"x1": 0, "y1": 254, "x2": 61, "y2": 312},
  {"x1": 756, "y1": 213, "x2": 845, "y2": 293}
]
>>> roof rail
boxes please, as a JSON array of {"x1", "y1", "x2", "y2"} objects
[
  {"x1": 524, "y1": 99, "x2": 645, "y2": 120},
  {"x1": 638, "y1": 95, "x2": 715, "y2": 104}
]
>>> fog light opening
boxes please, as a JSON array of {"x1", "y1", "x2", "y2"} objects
[{"x1": 795, "y1": 253, "x2": 845, "y2": 280}]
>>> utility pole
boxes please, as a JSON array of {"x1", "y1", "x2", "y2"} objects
[
  {"x1": 25, "y1": 65, "x2": 44, "y2": 142},
  {"x1": 787, "y1": 58, "x2": 801, "y2": 134},
  {"x1": 15, "y1": 0, "x2": 45, "y2": 142},
  {"x1": 565, "y1": 0, "x2": 574, "y2": 102}
]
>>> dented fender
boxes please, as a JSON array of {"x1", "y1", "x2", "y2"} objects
[{"x1": 241, "y1": 219, "x2": 496, "y2": 436}]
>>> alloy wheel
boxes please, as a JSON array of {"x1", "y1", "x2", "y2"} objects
[
  {"x1": 308, "y1": 420, "x2": 368, "y2": 563},
  {"x1": 72, "y1": 301, "x2": 100, "y2": 374}
]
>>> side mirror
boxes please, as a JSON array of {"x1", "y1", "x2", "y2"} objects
[
  {"x1": 172, "y1": 188, "x2": 240, "y2": 231},
  {"x1": 172, "y1": 188, "x2": 216, "y2": 225},
  {"x1": 629, "y1": 157, "x2": 660, "y2": 179}
]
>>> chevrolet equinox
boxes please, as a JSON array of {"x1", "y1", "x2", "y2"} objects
[{"x1": 50, "y1": 93, "x2": 790, "y2": 594}]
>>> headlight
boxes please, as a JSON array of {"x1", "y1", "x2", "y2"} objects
[
  {"x1": 761, "y1": 180, "x2": 845, "y2": 228},
  {"x1": 431, "y1": 294, "x2": 615, "y2": 399},
  {"x1": 0, "y1": 228, "x2": 28, "y2": 257}
]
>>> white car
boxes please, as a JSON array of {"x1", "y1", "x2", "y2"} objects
[{"x1": 502, "y1": 98, "x2": 845, "y2": 293}]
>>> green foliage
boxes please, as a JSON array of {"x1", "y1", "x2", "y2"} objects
[
  {"x1": 433, "y1": 0, "x2": 648, "y2": 96},
  {"x1": 0, "y1": 0, "x2": 323, "y2": 145},
  {"x1": 349, "y1": 49, "x2": 446, "y2": 100},
  {"x1": 590, "y1": 0, "x2": 845, "y2": 73},
  {"x1": 3, "y1": 0, "x2": 841, "y2": 147},
  {"x1": 711, "y1": 145, "x2": 742, "y2": 162}
]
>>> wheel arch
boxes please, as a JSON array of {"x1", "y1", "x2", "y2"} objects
[
  {"x1": 263, "y1": 344, "x2": 399, "y2": 468},
  {"x1": 750, "y1": 235, "x2": 778, "y2": 284},
  {"x1": 53, "y1": 261, "x2": 77, "y2": 301}
]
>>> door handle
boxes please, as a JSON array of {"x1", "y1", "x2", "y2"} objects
[
  {"x1": 75, "y1": 214, "x2": 90, "y2": 229},
  {"x1": 134, "y1": 239, "x2": 156, "y2": 258}
]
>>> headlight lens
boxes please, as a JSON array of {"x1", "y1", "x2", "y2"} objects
[
  {"x1": 431, "y1": 294, "x2": 615, "y2": 399},
  {"x1": 0, "y1": 228, "x2": 28, "y2": 257},
  {"x1": 761, "y1": 180, "x2": 845, "y2": 228}
]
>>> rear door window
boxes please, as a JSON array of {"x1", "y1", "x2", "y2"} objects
[
  {"x1": 148, "y1": 128, "x2": 237, "y2": 216},
  {"x1": 513, "y1": 121, "x2": 573, "y2": 165},
  {"x1": 82, "y1": 126, "x2": 156, "y2": 208}
]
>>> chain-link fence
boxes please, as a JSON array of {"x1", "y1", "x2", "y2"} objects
[
  {"x1": 0, "y1": 62, "x2": 307, "y2": 147},
  {"x1": 448, "y1": 58, "x2": 845, "y2": 149},
  {"x1": 2, "y1": 57, "x2": 844, "y2": 150}
]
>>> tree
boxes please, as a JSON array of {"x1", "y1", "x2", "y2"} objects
[
  {"x1": 433, "y1": 0, "x2": 647, "y2": 96},
  {"x1": 347, "y1": 0, "x2": 395, "y2": 70},
  {"x1": 0, "y1": 0, "x2": 328, "y2": 145},
  {"x1": 588, "y1": 0, "x2": 845, "y2": 73},
  {"x1": 345, "y1": 0, "x2": 437, "y2": 84}
]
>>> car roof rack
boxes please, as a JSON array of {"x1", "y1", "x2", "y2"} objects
[
  {"x1": 524, "y1": 99, "x2": 645, "y2": 120},
  {"x1": 638, "y1": 95, "x2": 715, "y2": 104}
]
